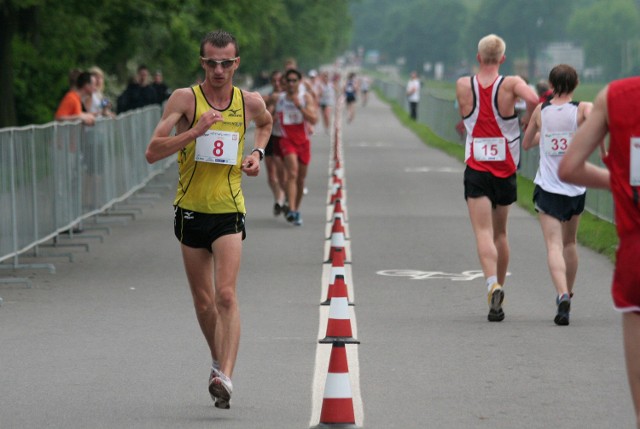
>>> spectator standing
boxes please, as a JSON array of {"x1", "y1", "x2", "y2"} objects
[
  {"x1": 360, "y1": 75, "x2": 370, "y2": 107},
  {"x1": 87, "y1": 66, "x2": 114, "y2": 117},
  {"x1": 152, "y1": 70, "x2": 170, "y2": 105},
  {"x1": 117, "y1": 65, "x2": 157, "y2": 113},
  {"x1": 406, "y1": 71, "x2": 421, "y2": 120}
]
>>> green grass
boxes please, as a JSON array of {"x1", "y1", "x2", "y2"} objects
[{"x1": 378, "y1": 89, "x2": 618, "y2": 262}]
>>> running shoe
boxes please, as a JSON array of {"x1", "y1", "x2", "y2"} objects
[
  {"x1": 293, "y1": 212, "x2": 303, "y2": 226},
  {"x1": 283, "y1": 203, "x2": 290, "y2": 217},
  {"x1": 554, "y1": 293, "x2": 571, "y2": 326},
  {"x1": 273, "y1": 202, "x2": 283, "y2": 216},
  {"x1": 285, "y1": 210, "x2": 296, "y2": 223},
  {"x1": 209, "y1": 369, "x2": 233, "y2": 409},
  {"x1": 487, "y1": 283, "x2": 505, "y2": 322}
]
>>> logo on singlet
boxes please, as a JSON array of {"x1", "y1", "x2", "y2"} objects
[{"x1": 227, "y1": 108, "x2": 242, "y2": 117}]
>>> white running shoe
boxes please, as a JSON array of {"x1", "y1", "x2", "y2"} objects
[{"x1": 208, "y1": 369, "x2": 233, "y2": 409}]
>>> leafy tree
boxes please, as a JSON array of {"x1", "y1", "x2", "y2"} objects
[
  {"x1": 2, "y1": 0, "x2": 352, "y2": 126},
  {"x1": 468, "y1": 0, "x2": 575, "y2": 79},
  {"x1": 568, "y1": 0, "x2": 640, "y2": 80},
  {"x1": 350, "y1": 0, "x2": 467, "y2": 76}
]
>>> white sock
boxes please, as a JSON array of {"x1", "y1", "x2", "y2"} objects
[
  {"x1": 212, "y1": 359, "x2": 221, "y2": 371},
  {"x1": 486, "y1": 276, "x2": 498, "y2": 291}
]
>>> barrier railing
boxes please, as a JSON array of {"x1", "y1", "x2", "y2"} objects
[
  {"x1": 0, "y1": 105, "x2": 173, "y2": 276},
  {"x1": 374, "y1": 78, "x2": 613, "y2": 222}
]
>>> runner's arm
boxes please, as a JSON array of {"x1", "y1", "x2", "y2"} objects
[
  {"x1": 241, "y1": 91, "x2": 272, "y2": 176},
  {"x1": 522, "y1": 104, "x2": 542, "y2": 150},
  {"x1": 299, "y1": 93, "x2": 318, "y2": 125},
  {"x1": 145, "y1": 89, "x2": 222, "y2": 164},
  {"x1": 558, "y1": 87, "x2": 610, "y2": 189}
]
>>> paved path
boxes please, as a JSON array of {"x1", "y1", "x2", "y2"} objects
[{"x1": 0, "y1": 91, "x2": 633, "y2": 428}]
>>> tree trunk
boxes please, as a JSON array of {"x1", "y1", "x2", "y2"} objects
[{"x1": 0, "y1": 3, "x2": 17, "y2": 127}]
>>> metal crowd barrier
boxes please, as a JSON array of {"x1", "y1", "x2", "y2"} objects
[
  {"x1": 0, "y1": 105, "x2": 174, "y2": 285},
  {"x1": 374, "y1": 78, "x2": 613, "y2": 222}
]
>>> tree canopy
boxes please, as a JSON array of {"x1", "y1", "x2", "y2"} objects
[
  {"x1": 6, "y1": 0, "x2": 640, "y2": 127},
  {"x1": 2, "y1": 0, "x2": 351, "y2": 126},
  {"x1": 350, "y1": 0, "x2": 640, "y2": 82}
]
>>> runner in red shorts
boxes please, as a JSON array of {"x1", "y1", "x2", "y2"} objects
[
  {"x1": 275, "y1": 68, "x2": 318, "y2": 226},
  {"x1": 559, "y1": 76, "x2": 640, "y2": 427}
]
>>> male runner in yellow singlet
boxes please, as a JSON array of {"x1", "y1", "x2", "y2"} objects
[{"x1": 145, "y1": 29, "x2": 272, "y2": 409}]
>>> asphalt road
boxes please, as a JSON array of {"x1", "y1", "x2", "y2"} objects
[{"x1": 0, "y1": 91, "x2": 633, "y2": 428}]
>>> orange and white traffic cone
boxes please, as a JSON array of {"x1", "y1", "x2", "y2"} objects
[
  {"x1": 321, "y1": 274, "x2": 353, "y2": 306},
  {"x1": 331, "y1": 198, "x2": 345, "y2": 219},
  {"x1": 319, "y1": 296, "x2": 359, "y2": 344},
  {"x1": 325, "y1": 215, "x2": 350, "y2": 264},
  {"x1": 325, "y1": 239, "x2": 349, "y2": 265},
  {"x1": 331, "y1": 172, "x2": 343, "y2": 190},
  {"x1": 313, "y1": 342, "x2": 358, "y2": 428},
  {"x1": 329, "y1": 185, "x2": 343, "y2": 205},
  {"x1": 326, "y1": 244, "x2": 346, "y2": 291},
  {"x1": 327, "y1": 199, "x2": 348, "y2": 228}
]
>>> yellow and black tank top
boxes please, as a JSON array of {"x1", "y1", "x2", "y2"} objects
[{"x1": 173, "y1": 85, "x2": 246, "y2": 213}]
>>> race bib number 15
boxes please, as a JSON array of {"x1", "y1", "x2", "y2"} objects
[
  {"x1": 195, "y1": 130, "x2": 239, "y2": 165},
  {"x1": 473, "y1": 137, "x2": 506, "y2": 161}
]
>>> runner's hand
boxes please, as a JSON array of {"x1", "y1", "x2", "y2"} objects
[
  {"x1": 241, "y1": 154, "x2": 260, "y2": 176},
  {"x1": 194, "y1": 109, "x2": 223, "y2": 136}
]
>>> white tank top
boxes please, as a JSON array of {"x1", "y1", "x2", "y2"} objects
[{"x1": 534, "y1": 101, "x2": 586, "y2": 196}]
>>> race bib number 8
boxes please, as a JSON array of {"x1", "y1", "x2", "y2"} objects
[
  {"x1": 195, "y1": 130, "x2": 239, "y2": 165},
  {"x1": 543, "y1": 131, "x2": 573, "y2": 156},
  {"x1": 473, "y1": 137, "x2": 506, "y2": 161},
  {"x1": 630, "y1": 137, "x2": 640, "y2": 185}
]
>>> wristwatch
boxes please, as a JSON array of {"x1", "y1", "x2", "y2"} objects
[{"x1": 251, "y1": 148, "x2": 265, "y2": 161}]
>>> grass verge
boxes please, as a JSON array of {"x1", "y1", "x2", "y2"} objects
[{"x1": 381, "y1": 90, "x2": 618, "y2": 262}]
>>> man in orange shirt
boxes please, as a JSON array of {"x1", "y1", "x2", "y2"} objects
[{"x1": 55, "y1": 71, "x2": 96, "y2": 125}]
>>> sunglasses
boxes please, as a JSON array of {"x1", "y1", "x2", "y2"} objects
[
  {"x1": 286, "y1": 78, "x2": 299, "y2": 83},
  {"x1": 201, "y1": 57, "x2": 238, "y2": 69}
]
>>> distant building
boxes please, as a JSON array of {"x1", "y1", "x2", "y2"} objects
[{"x1": 537, "y1": 43, "x2": 585, "y2": 77}]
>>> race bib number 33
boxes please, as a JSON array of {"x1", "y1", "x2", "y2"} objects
[
  {"x1": 195, "y1": 130, "x2": 239, "y2": 165},
  {"x1": 473, "y1": 137, "x2": 506, "y2": 161},
  {"x1": 543, "y1": 131, "x2": 573, "y2": 156}
]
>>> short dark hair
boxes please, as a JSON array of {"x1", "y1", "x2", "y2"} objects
[
  {"x1": 200, "y1": 30, "x2": 239, "y2": 57},
  {"x1": 76, "y1": 71, "x2": 93, "y2": 89},
  {"x1": 285, "y1": 68, "x2": 302, "y2": 80},
  {"x1": 548, "y1": 64, "x2": 578, "y2": 96}
]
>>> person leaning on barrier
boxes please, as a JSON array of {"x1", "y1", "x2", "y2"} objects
[
  {"x1": 145, "y1": 29, "x2": 271, "y2": 410},
  {"x1": 455, "y1": 33, "x2": 538, "y2": 322},
  {"x1": 54, "y1": 71, "x2": 96, "y2": 125},
  {"x1": 558, "y1": 76, "x2": 640, "y2": 429}
]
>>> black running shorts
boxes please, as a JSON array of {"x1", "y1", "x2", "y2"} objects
[
  {"x1": 464, "y1": 166, "x2": 517, "y2": 208},
  {"x1": 174, "y1": 206, "x2": 246, "y2": 252},
  {"x1": 533, "y1": 185, "x2": 586, "y2": 222}
]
